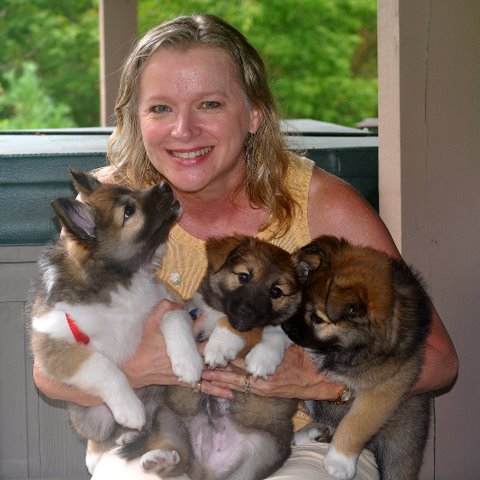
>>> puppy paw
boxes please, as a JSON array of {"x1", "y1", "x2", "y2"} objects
[
  {"x1": 204, "y1": 327, "x2": 244, "y2": 368},
  {"x1": 141, "y1": 449, "x2": 180, "y2": 474},
  {"x1": 161, "y1": 310, "x2": 204, "y2": 384},
  {"x1": 245, "y1": 342, "x2": 283, "y2": 378},
  {"x1": 170, "y1": 349, "x2": 204, "y2": 385},
  {"x1": 203, "y1": 341, "x2": 235, "y2": 368},
  {"x1": 110, "y1": 395, "x2": 146, "y2": 431},
  {"x1": 324, "y1": 445, "x2": 357, "y2": 480}
]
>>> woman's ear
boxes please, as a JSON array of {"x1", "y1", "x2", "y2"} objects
[{"x1": 248, "y1": 106, "x2": 262, "y2": 134}]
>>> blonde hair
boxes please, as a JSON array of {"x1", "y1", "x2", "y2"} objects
[{"x1": 104, "y1": 14, "x2": 296, "y2": 236}]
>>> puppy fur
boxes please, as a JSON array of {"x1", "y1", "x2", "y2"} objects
[
  {"x1": 120, "y1": 236, "x2": 301, "y2": 480},
  {"x1": 27, "y1": 170, "x2": 203, "y2": 473},
  {"x1": 283, "y1": 235, "x2": 432, "y2": 480}
]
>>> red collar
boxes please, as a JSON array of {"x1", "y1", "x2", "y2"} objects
[{"x1": 66, "y1": 313, "x2": 90, "y2": 345}]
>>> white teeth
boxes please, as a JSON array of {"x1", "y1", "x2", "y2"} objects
[{"x1": 171, "y1": 147, "x2": 211, "y2": 159}]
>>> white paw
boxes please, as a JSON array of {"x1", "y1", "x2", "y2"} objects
[
  {"x1": 245, "y1": 342, "x2": 283, "y2": 378},
  {"x1": 109, "y1": 394, "x2": 146, "y2": 431},
  {"x1": 324, "y1": 445, "x2": 357, "y2": 480},
  {"x1": 203, "y1": 339, "x2": 236, "y2": 367},
  {"x1": 161, "y1": 310, "x2": 204, "y2": 384},
  {"x1": 141, "y1": 449, "x2": 180, "y2": 474},
  {"x1": 170, "y1": 349, "x2": 204, "y2": 385},
  {"x1": 204, "y1": 327, "x2": 244, "y2": 368}
]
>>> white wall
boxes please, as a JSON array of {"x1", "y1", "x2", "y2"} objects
[{"x1": 378, "y1": 1, "x2": 480, "y2": 478}]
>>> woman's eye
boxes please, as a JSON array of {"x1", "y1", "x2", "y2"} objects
[
  {"x1": 151, "y1": 105, "x2": 170, "y2": 113},
  {"x1": 123, "y1": 205, "x2": 136, "y2": 220},
  {"x1": 201, "y1": 101, "x2": 220, "y2": 110},
  {"x1": 238, "y1": 272, "x2": 251, "y2": 284},
  {"x1": 270, "y1": 286, "x2": 283, "y2": 299}
]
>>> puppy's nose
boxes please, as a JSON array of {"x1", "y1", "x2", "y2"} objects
[{"x1": 159, "y1": 182, "x2": 173, "y2": 193}]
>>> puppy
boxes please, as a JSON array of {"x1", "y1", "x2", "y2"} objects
[
  {"x1": 27, "y1": 170, "x2": 203, "y2": 473},
  {"x1": 120, "y1": 236, "x2": 301, "y2": 480},
  {"x1": 198, "y1": 235, "x2": 301, "y2": 378},
  {"x1": 282, "y1": 235, "x2": 432, "y2": 480}
]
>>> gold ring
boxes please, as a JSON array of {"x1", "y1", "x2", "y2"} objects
[
  {"x1": 193, "y1": 381, "x2": 202, "y2": 394},
  {"x1": 241, "y1": 374, "x2": 252, "y2": 394}
]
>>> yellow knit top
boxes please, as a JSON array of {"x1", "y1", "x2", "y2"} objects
[{"x1": 157, "y1": 155, "x2": 314, "y2": 300}]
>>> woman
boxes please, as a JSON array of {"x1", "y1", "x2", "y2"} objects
[{"x1": 34, "y1": 14, "x2": 458, "y2": 479}]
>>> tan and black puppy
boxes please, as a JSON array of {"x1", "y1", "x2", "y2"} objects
[
  {"x1": 120, "y1": 236, "x2": 301, "y2": 480},
  {"x1": 199, "y1": 235, "x2": 302, "y2": 378},
  {"x1": 282, "y1": 235, "x2": 432, "y2": 480},
  {"x1": 27, "y1": 170, "x2": 203, "y2": 473}
]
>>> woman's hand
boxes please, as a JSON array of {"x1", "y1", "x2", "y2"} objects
[
  {"x1": 121, "y1": 300, "x2": 197, "y2": 388},
  {"x1": 33, "y1": 361, "x2": 102, "y2": 406},
  {"x1": 200, "y1": 343, "x2": 345, "y2": 401}
]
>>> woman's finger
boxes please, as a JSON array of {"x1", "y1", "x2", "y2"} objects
[{"x1": 200, "y1": 379, "x2": 234, "y2": 399}]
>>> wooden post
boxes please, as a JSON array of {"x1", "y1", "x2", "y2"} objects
[{"x1": 99, "y1": 0, "x2": 137, "y2": 126}]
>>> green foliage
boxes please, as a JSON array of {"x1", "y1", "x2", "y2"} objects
[
  {"x1": 0, "y1": 62, "x2": 76, "y2": 130},
  {"x1": 0, "y1": 0, "x2": 377, "y2": 129},
  {"x1": 139, "y1": 0, "x2": 378, "y2": 126},
  {"x1": 0, "y1": 0, "x2": 99, "y2": 127}
]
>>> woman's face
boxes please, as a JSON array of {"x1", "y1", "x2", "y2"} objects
[{"x1": 137, "y1": 46, "x2": 261, "y2": 197}]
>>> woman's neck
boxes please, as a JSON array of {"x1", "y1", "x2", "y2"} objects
[{"x1": 175, "y1": 188, "x2": 268, "y2": 240}]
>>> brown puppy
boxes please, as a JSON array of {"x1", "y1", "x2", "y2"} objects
[
  {"x1": 120, "y1": 236, "x2": 301, "y2": 480},
  {"x1": 282, "y1": 235, "x2": 432, "y2": 480}
]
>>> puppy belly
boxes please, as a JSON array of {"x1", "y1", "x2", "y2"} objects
[{"x1": 188, "y1": 414, "x2": 263, "y2": 475}]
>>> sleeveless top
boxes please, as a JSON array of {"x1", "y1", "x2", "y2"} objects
[{"x1": 157, "y1": 155, "x2": 314, "y2": 300}]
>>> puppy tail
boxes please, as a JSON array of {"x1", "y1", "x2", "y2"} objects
[{"x1": 117, "y1": 432, "x2": 149, "y2": 460}]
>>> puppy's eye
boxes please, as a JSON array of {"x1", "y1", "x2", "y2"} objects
[
  {"x1": 238, "y1": 272, "x2": 251, "y2": 284},
  {"x1": 310, "y1": 312, "x2": 323, "y2": 325},
  {"x1": 345, "y1": 303, "x2": 363, "y2": 318},
  {"x1": 123, "y1": 205, "x2": 136, "y2": 220},
  {"x1": 270, "y1": 286, "x2": 283, "y2": 299}
]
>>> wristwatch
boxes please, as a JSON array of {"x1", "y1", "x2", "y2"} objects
[{"x1": 330, "y1": 386, "x2": 354, "y2": 405}]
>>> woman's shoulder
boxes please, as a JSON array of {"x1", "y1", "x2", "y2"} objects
[
  {"x1": 309, "y1": 167, "x2": 369, "y2": 216},
  {"x1": 308, "y1": 166, "x2": 399, "y2": 256}
]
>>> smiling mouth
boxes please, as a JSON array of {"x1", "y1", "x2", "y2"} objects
[{"x1": 170, "y1": 147, "x2": 212, "y2": 159}]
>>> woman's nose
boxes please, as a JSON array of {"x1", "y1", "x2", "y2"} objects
[{"x1": 171, "y1": 110, "x2": 200, "y2": 140}]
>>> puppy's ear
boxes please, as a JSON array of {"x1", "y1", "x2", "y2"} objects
[
  {"x1": 69, "y1": 169, "x2": 102, "y2": 198},
  {"x1": 294, "y1": 242, "x2": 324, "y2": 282},
  {"x1": 312, "y1": 235, "x2": 347, "y2": 262},
  {"x1": 51, "y1": 198, "x2": 96, "y2": 244},
  {"x1": 205, "y1": 235, "x2": 250, "y2": 273},
  {"x1": 295, "y1": 235, "x2": 345, "y2": 282}
]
